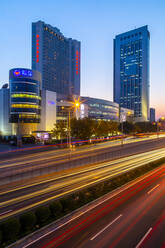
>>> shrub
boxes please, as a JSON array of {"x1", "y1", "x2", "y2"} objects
[
  {"x1": 20, "y1": 212, "x2": 36, "y2": 232},
  {"x1": 2, "y1": 217, "x2": 20, "y2": 242},
  {"x1": 60, "y1": 197, "x2": 74, "y2": 213},
  {"x1": 35, "y1": 206, "x2": 51, "y2": 225},
  {"x1": 49, "y1": 201, "x2": 63, "y2": 219},
  {"x1": 0, "y1": 229, "x2": 2, "y2": 245}
]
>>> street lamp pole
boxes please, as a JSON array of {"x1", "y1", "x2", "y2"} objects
[
  {"x1": 157, "y1": 121, "x2": 160, "y2": 139},
  {"x1": 68, "y1": 110, "x2": 71, "y2": 148},
  {"x1": 119, "y1": 105, "x2": 124, "y2": 145},
  {"x1": 67, "y1": 96, "x2": 81, "y2": 149}
]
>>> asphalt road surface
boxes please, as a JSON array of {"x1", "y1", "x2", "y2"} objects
[
  {"x1": 17, "y1": 163, "x2": 165, "y2": 248},
  {"x1": 0, "y1": 147, "x2": 165, "y2": 221},
  {"x1": 1, "y1": 135, "x2": 165, "y2": 185}
]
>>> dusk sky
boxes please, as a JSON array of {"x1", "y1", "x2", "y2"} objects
[{"x1": 1, "y1": 0, "x2": 164, "y2": 119}]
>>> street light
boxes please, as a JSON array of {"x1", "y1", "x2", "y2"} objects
[
  {"x1": 157, "y1": 121, "x2": 161, "y2": 139},
  {"x1": 118, "y1": 105, "x2": 124, "y2": 146},
  {"x1": 67, "y1": 97, "x2": 81, "y2": 149},
  {"x1": 153, "y1": 121, "x2": 161, "y2": 139}
]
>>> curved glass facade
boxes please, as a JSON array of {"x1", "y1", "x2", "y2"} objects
[
  {"x1": 9, "y1": 68, "x2": 41, "y2": 123},
  {"x1": 81, "y1": 97, "x2": 119, "y2": 121}
]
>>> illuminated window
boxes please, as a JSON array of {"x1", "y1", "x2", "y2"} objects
[
  {"x1": 11, "y1": 94, "x2": 41, "y2": 100},
  {"x1": 11, "y1": 104, "x2": 40, "y2": 109}
]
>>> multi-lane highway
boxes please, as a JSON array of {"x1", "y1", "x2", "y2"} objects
[
  {"x1": 1, "y1": 147, "x2": 165, "y2": 224},
  {"x1": 1, "y1": 134, "x2": 165, "y2": 164},
  {"x1": 1, "y1": 135, "x2": 165, "y2": 185},
  {"x1": 15, "y1": 161, "x2": 165, "y2": 248}
]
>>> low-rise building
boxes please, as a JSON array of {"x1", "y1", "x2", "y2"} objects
[
  {"x1": 39, "y1": 90, "x2": 57, "y2": 131},
  {"x1": 80, "y1": 97, "x2": 119, "y2": 121},
  {"x1": 9, "y1": 68, "x2": 41, "y2": 135},
  {"x1": 0, "y1": 84, "x2": 12, "y2": 135},
  {"x1": 80, "y1": 96, "x2": 134, "y2": 122}
]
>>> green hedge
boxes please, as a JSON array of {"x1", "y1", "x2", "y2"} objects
[
  {"x1": 35, "y1": 206, "x2": 51, "y2": 225},
  {"x1": 49, "y1": 201, "x2": 63, "y2": 219},
  {"x1": 0, "y1": 230, "x2": 2, "y2": 246},
  {"x1": 20, "y1": 212, "x2": 36, "y2": 233},
  {"x1": 1, "y1": 217, "x2": 20, "y2": 244},
  {"x1": 0, "y1": 157, "x2": 165, "y2": 247}
]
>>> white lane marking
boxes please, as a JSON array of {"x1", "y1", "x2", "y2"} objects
[
  {"x1": 22, "y1": 212, "x2": 94, "y2": 248},
  {"x1": 22, "y1": 229, "x2": 56, "y2": 248},
  {"x1": 135, "y1": 227, "x2": 152, "y2": 248},
  {"x1": 147, "y1": 184, "x2": 160, "y2": 194},
  {"x1": 22, "y1": 165, "x2": 164, "y2": 248},
  {"x1": 90, "y1": 214, "x2": 122, "y2": 241},
  {"x1": 0, "y1": 209, "x2": 12, "y2": 216}
]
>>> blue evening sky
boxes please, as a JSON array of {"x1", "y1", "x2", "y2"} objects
[{"x1": 0, "y1": 0, "x2": 164, "y2": 118}]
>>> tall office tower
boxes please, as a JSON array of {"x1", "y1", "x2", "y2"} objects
[
  {"x1": 32, "y1": 21, "x2": 80, "y2": 98},
  {"x1": 150, "y1": 108, "x2": 155, "y2": 122},
  {"x1": 113, "y1": 26, "x2": 150, "y2": 122}
]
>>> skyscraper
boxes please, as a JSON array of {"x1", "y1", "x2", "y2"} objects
[
  {"x1": 32, "y1": 21, "x2": 80, "y2": 98},
  {"x1": 150, "y1": 108, "x2": 155, "y2": 122},
  {"x1": 113, "y1": 26, "x2": 150, "y2": 122}
]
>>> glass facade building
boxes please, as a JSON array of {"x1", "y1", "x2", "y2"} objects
[
  {"x1": 9, "y1": 68, "x2": 41, "y2": 124},
  {"x1": 113, "y1": 26, "x2": 150, "y2": 121},
  {"x1": 32, "y1": 21, "x2": 80, "y2": 97},
  {"x1": 81, "y1": 97, "x2": 119, "y2": 121},
  {"x1": 150, "y1": 108, "x2": 155, "y2": 122}
]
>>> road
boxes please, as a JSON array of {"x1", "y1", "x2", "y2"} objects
[
  {"x1": 16, "y1": 162, "x2": 165, "y2": 248},
  {"x1": 1, "y1": 147, "x2": 165, "y2": 223},
  {"x1": 1, "y1": 135, "x2": 165, "y2": 185},
  {"x1": 1, "y1": 134, "x2": 165, "y2": 166}
]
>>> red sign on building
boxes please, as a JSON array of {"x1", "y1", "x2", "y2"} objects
[
  {"x1": 76, "y1": 50, "x2": 79, "y2": 75},
  {"x1": 36, "y1": 34, "x2": 39, "y2": 63}
]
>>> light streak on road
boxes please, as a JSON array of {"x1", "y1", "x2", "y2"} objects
[
  {"x1": 0, "y1": 134, "x2": 165, "y2": 169},
  {"x1": 0, "y1": 147, "x2": 165, "y2": 221},
  {"x1": 41, "y1": 167, "x2": 165, "y2": 248},
  {"x1": 90, "y1": 214, "x2": 122, "y2": 240},
  {"x1": 147, "y1": 184, "x2": 160, "y2": 194}
]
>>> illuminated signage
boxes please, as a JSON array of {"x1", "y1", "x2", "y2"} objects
[
  {"x1": 36, "y1": 34, "x2": 39, "y2": 63},
  {"x1": 48, "y1": 100, "x2": 55, "y2": 105},
  {"x1": 76, "y1": 50, "x2": 79, "y2": 75},
  {"x1": 13, "y1": 69, "x2": 32, "y2": 77}
]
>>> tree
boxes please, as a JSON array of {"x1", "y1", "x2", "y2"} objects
[
  {"x1": 119, "y1": 121, "x2": 134, "y2": 134},
  {"x1": 134, "y1": 122, "x2": 157, "y2": 133},
  {"x1": 95, "y1": 120, "x2": 109, "y2": 137},
  {"x1": 20, "y1": 212, "x2": 36, "y2": 232},
  {"x1": 108, "y1": 121, "x2": 118, "y2": 135},
  {"x1": 51, "y1": 121, "x2": 67, "y2": 142},
  {"x1": 71, "y1": 118, "x2": 95, "y2": 140},
  {"x1": 2, "y1": 217, "x2": 20, "y2": 242}
]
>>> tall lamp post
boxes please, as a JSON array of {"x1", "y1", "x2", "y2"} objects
[
  {"x1": 119, "y1": 105, "x2": 124, "y2": 145},
  {"x1": 67, "y1": 97, "x2": 81, "y2": 149},
  {"x1": 157, "y1": 121, "x2": 161, "y2": 139}
]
